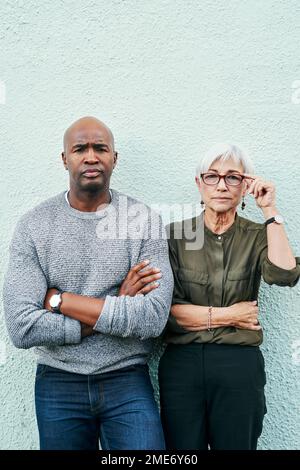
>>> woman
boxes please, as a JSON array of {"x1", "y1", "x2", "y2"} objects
[{"x1": 159, "y1": 143, "x2": 300, "y2": 450}]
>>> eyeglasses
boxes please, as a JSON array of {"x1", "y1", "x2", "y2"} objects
[{"x1": 201, "y1": 172, "x2": 246, "y2": 187}]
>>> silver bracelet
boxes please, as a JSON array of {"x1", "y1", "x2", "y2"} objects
[{"x1": 207, "y1": 306, "x2": 213, "y2": 331}]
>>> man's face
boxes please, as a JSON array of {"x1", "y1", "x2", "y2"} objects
[{"x1": 62, "y1": 121, "x2": 117, "y2": 194}]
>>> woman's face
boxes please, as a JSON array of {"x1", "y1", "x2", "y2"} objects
[{"x1": 196, "y1": 157, "x2": 248, "y2": 213}]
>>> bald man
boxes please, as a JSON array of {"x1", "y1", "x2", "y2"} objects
[{"x1": 3, "y1": 116, "x2": 174, "y2": 450}]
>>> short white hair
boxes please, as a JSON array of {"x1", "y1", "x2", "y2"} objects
[{"x1": 196, "y1": 143, "x2": 254, "y2": 176}]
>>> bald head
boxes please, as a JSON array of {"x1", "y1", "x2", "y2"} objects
[{"x1": 63, "y1": 116, "x2": 115, "y2": 153}]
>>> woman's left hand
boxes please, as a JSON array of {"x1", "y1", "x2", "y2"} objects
[{"x1": 244, "y1": 174, "x2": 276, "y2": 209}]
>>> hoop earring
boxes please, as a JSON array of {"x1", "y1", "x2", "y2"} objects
[{"x1": 241, "y1": 196, "x2": 246, "y2": 210}]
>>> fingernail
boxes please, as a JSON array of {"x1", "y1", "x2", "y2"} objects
[{"x1": 144, "y1": 260, "x2": 150, "y2": 264}]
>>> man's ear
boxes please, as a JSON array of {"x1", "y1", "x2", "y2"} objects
[
  {"x1": 61, "y1": 152, "x2": 68, "y2": 170},
  {"x1": 113, "y1": 151, "x2": 118, "y2": 169}
]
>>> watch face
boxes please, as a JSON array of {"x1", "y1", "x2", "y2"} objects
[
  {"x1": 275, "y1": 215, "x2": 284, "y2": 224},
  {"x1": 50, "y1": 294, "x2": 61, "y2": 308}
]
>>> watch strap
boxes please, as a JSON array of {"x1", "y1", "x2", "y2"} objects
[
  {"x1": 264, "y1": 214, "x2": 284, "y2": 226},
  {"x1": 264, "y1": 217, "x2": 276, "y2": 226}
]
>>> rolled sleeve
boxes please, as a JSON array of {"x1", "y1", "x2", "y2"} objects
[{"x1": 262, "y1": 256, "x2": 300, "y2": 287}]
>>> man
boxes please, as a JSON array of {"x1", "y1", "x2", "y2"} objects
[{"x1": 3, "y1": 116, "x2": 174, "y2": 450}]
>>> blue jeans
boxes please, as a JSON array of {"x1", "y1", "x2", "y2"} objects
[{"x1": 35, "y1": 363, "x2": 165, "y2": 450}]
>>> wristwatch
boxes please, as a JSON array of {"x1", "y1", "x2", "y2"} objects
[
  {"x1": 49, "y1": 290, "x2": 64, "y2": 313},
  {"x1": 264, "y1": 214, "x2": 284, "y2": 226}
]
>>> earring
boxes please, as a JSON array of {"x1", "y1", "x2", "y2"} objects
[
  {"x1": 201, "y1": 200, "x2": 205, "y2": 208},
  {"x1": 241, "y1": 196, "x2": 246, "y2": 210}
]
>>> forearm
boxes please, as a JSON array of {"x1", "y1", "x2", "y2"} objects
[
  {"x1": 263, "y1": 207, "x2": 296, "y2": 270},
  {"x1": 171, "y1": 304, "x2": 232, "y2": 331},
  {"x1": 60, "y1": 292, "x2": 105, "y2": 326}
]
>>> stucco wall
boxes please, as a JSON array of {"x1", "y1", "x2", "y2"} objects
[{"x1": 0, "y1": 0, "x2": 299, "y2": 449}]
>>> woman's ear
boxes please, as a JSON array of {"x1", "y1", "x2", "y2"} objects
[{"x1": 195, "y1": 176, "x2": 201, "y2": 191}]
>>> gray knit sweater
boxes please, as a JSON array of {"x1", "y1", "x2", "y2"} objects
[{"x1": 3, "y1": 189, "x2": 174, "y2": 374}]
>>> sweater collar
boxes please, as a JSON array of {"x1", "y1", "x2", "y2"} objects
[{"x1": 61, "y1": 188, "x2": 118, "y2": 220}]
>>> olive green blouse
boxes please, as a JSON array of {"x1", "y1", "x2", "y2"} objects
[{"x1": 163, "y1": 213, "x2": 300, "y2": 346}]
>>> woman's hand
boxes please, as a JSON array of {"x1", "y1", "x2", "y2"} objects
[
  {"x1": 228, "y1": 301, "x2": 261, "y2": 331},
  {"x1": 244, "y1": 174, "x2": 276, "y2": 209},
  {"x1": 118, "y1": 260, "x2": 162, "y2": 296}
]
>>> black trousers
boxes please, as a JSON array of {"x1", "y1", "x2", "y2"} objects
[{"x1": 158, "y1": 343, "x2": 267, "y2": 450}]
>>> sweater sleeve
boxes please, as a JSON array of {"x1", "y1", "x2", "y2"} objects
[
  {"x1": 94, "y1": 212, "x2": 174, "y2": 340},
  {"x1": 3, "y1": 217, "x2": 82, "y2": 349}
]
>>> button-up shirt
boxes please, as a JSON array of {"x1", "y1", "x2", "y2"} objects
[{"x1": 164, "y1": 213, "x2": 300, "y2": 346}]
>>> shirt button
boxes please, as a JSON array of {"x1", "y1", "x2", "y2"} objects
[{"x1": 217, "y1": 236, "x2": 222, "y2": 240}]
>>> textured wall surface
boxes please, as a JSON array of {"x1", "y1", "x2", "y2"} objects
[{"x1": 0, "y1": 0, "x2": 299, "y2": 450}]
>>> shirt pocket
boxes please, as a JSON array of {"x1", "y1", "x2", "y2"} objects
[
  {"x1": 227, "y1": 266, "x2": 253, "y2": 302},
  {"x1": 177, "y1": 268, "x2": 208, "y2": 303},
  {"x1": 227, "y1": 267, "x2": 252, "y2": 281}
]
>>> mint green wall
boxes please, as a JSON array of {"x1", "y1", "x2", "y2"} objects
[{"x1": 0, "y1": 0, "x2": 299, "y2": 450}]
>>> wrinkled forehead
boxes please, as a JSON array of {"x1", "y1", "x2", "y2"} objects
[
  {"x1": 209, "y1": 156, "x2": 244, "y2": 173},
  {"x1": 67, "y1": 125, "x2": 112, "y2": 145}
]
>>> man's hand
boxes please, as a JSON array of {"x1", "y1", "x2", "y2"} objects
[
  {"x1": 81, "y1": 323, "x2": 94, "y2": 338},
  {"x1": 228, "y1": 301, "x2": 261, "y2": 330},
  {"x1": 119, "y1": 259, "x2": 162, "y2": 296}
]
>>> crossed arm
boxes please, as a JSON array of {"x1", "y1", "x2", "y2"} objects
[
  {"x1": 45, "y1": 262, "x2": 260, "y2": 334},
  {"x1": 169, "y1": 301, "x2": 260, "y2": 332},
  {"x1": 44, "y1": 260, "x2": 163, "y2": 336},
  {"x1": 3, "y1": 217, "x2": 173, "y2": 347}
]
